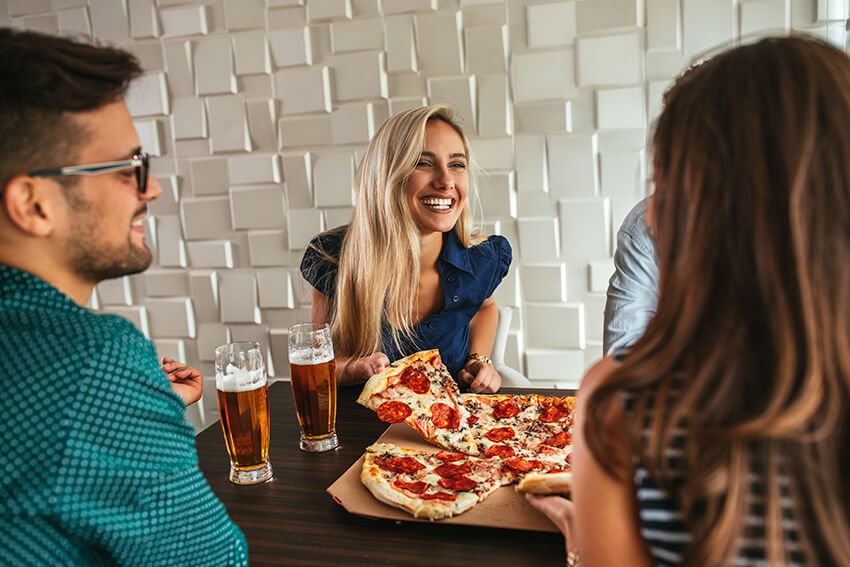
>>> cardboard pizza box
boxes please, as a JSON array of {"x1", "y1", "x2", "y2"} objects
[{"x1": 326, "y1": 423, "x2": 559, "y2": 532}]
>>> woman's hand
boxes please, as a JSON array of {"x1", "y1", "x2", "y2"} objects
[
  {"x1": 458, "y1": 357, "x2": 501, "y2": 393},
  {"x1": 341, "y1": 352, "x2": 390, "y2": 384},
  {"x1": 161, "y1": 356, "x2": 203, "y2": 406},
  {"x1": 526, "y1": 494, "x2": 578, "y2": 562}
]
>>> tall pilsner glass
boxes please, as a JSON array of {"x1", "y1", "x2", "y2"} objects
[
  {"x1": 214, "y1": 341, "x2": 273, "y2": 484},
  {"x1": 288, "y1": 323, "x2": 339, "y2": 452}
]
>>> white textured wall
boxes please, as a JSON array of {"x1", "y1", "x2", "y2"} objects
[{"x1": 4, "y1": 0, "x2": 848, "y2": 428}]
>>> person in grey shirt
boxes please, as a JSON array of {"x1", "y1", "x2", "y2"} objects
[{"x1": 603, "y1": 196, "x2": 659, "y2": 354}]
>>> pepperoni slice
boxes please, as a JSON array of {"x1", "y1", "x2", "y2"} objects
[
  {"x1": 467, "y1": 415, "x2": 479, "y2": 426},
  {"x1": 565, "y1": 453, "x2": 572, "y2": 466},
  {"x1": 430, "y1": 403, "x2": 460, "y2": 430},
  {"x1": 428, "y1": 354, "x2": 443, "y2": 368},
  {"x1": 492, "y1": 399, "x2": 521, "y2": 419},
  {"x1": 394, "y1": 479, "x2": 429, "y2": 494},
  {"x1": 539, "y1": 404, "x2": 568, "y2": 423},
  {"x1": 376, "y1": 456, "x2": 425, "y2": 474},
  {"x1": 376, "y1": 401, "x2": 413, "y2": 423},
  {"x1": 435, "y1": 451, "x2": 466, "y2": 463},
  {"x1": 438, "y1": 476, "x2": 478, "y2": 491},
  {"x1": 400, "y1": 367, "x2": 430, "y2": 394},
  {"x1": 484, "y1": 444, "x2": 516, "y2": 458},
  {"x1": 543, "y1": 431, "x2": 571, "y2": 448},
  {"x1": 485, "y1": 427, "x2": 515, "y2": 443},
  {"x1": 434, "y1": 462, "x2": 472, "y2": 478},
  {"x1": 421, "y1": 491, "x2": 457, "y2": 501},
  {"x1": 504, "y1": 457, "x2": 536, "y2": 472}
]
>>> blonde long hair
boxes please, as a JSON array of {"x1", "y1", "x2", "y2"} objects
[
  {"x1": 585, "y1": 36, "x2": 850, "y2": 565},
  {"x1": 319, "y1": 104, "x2": 482, "y2": 357}
]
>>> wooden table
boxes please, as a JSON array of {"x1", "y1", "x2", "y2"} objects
[{"x1": 196, "y1": 382, "x2": 567, "y2": 566}]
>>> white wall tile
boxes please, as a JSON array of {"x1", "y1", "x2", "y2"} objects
[
  {"x1": 146, "y1": 297, "x2": 196, "y2": 338},
  {"x1": 282, "y1": 152, "x2": 314, "y2": 208},
  {"x1": 465, "y1": 25, "x2": 508, "y2": 73},
  {"x1": 428, "y1": 75, "x2": 476, "y2": 128},
  {"x1": 89, "y1": 0, "x2": 129, "y2": 42},
  {"x1": 741, "y1": 0, "x2": 789, "y2": 35},
  {"x1": 197, "y1": 323, "x2": 228, "y2": 361},
  {"x1": 682, "y1": 0, "x2": 736, "y2": 59},
  {"x1": 156, "y1": 215, "x2": 188, "y2": 267},
  {"x1": 275, "y1": 66, "x2": 332, "y2": 114},
  {"x1": 145, "y1": 270, "x2": 190, "y2": 297},
  {"x1": 223, "y1": 0, "x2": 265, "y2": 31},
  {"x1": 514, "y1": 101, "x2": 571, "y2": 134},
  {"x1": 526, "y1": 1, "x2": 576, "y2": 48},
  {"x1": 190, "y1": 157, "x2": 230, "y2": 196},
  {"x1": 194, "y1": 36, "x2": 237, "y2": 95},
  {"x1": 172, "y1": 98, "x2": 207, "y2": 140},
  {"x1": 103, "y1": 306, "x2": 150, "y2": 338},
  {"x1": 186, "y1": 241, "x2": 235, "y2": 268},
  {"x1": 181, "y1": 196, "x2": 233, "y2": 240},
  {"x1": 521, "y1": 263, "x2": 567, "y2": 302},
  {"x1": 256, "y1": 268, "x2": 296, "y2": 308},
  {"x1": 248, "y1": 230, "x2": 291, "y2": 266},
  {"x1": 384, "y1": 15, "x2": 418, "y2": 72},
  {"x1": 189, "y1": 270, "x2": 220, "y2": 323},
  {"x1": 313, "y1": 152, "x2": 355, "y2": 207},
  {"x1": 588, "y1": 259, "x2": 614, "y2": 293},
  {"x1": 576, "y1": 0, "x2": 642, "y2": 33},
  {"x1": 308, "y1": 0, "x2": 352, "y2": 21},
  {"x1": 470, "y1": 137, "x2": 514, "y2": 171},
  {"x1": 163, "y1": 40, "x2": 195, "y2": 98},
  {"x1": 232, "y1": 30, "x2": 271, "y2": 75},
  {"x1": 160, "y1": 4, "x2": 207, "y2": 38},
  {"x1": 547, "y1": 133, "x2": 598, "y2": 199},
  {"x1": 97, "y1": 277, "x2": 133, "y2": 306},
  {"x1": 153, "y1": 338, "x2": 186, "y2": 362},
  {"x1": 331, "y1": 17, "x2": 384, "y2": 52},
  {"x1": 478, "y1": 170, "x2": 516, "y2": 219},
  {"x1": 559, "y1": 197, "x2": 611, "y2": 261},
  {"x1": 415, "y1": 11, "x2": 464, "y2": 74},
  {"x1": 219, "y1": 271, "x2": 261, "y2": 323},
  {"x1": 206, "y1": 95, "x2": 251, "y2": 153},
  {"x1": 477, "y1": 74, "x2": 512, "y2": 136},
  {"x1": 288, "y1": 209, "x2": 324, "y2": 250},
  {"x1": 331, "y1": 103, "x2": 378, "y2": 144},
  {"x1": 278, "y1": 114, "x2": 333, "y2": 147},
  {"x1": 57, "y1": 6, "x2": 91, "y2": 34},
  {"x1": 383, "y1": 0, "x2": 436, "y2": 14},
  {"x1": 246, "y1": 99, "x2": 278, "y2": 152},
  {"x1": 647, "y1": 0, "x2": 681, "y2": 50},
  {"x1": 229, "y1": 185, "x2": 286, "y2": 230},
  {"x1": 8, "y1": 0, "x2": 50, "y2": 16},
  {"x1": 600, "y1": 149, "x2": 645, "y2": 228},
  {"x1": 525, "y1": 302, "x2": 584, "y2": 349},
  {"x1": 512, "y1": 49, "x2": 577, "y2": 103},
  {"x1": 329, "y1": 51, "x2": 388, "y2": 101},
  {"x1": 227, "y1": 154, "x2": 282, "y2": 185},
  {"x1": 577, "y1": 31, "x2": 642, "y2": 87},
  {"x1": 515, "y1": 135, "x2": 548, "y2": 193},
  {"x1": 134, "y1": 119, "x2": 163, "y2": 156},
  {"x1": 126, "y1": 72, "x2": 169, "y2": 117},
  {"x1": 597, "y1": 86, "x2": 645, "y2": 130},
  {"x1": 517, "y1": 217, "x2": 559, "y2": 261},
  {"x1": 525, "y1": 348, "x2": 585, "y2": 384},
  {"x1": 129, "y1": 0, "x2": 159, "y2": 38},
  {"x1": 269, "y1": 27, "x2": 313, "y2": 67}
]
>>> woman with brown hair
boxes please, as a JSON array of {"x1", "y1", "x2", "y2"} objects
[{"x1": 529, "y1": 35, "x2": 850, "y2": 566}]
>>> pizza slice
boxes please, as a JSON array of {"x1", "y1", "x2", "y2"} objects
[
  {"x1": 356, "y1": 350, "x2": 480, "y2": 455},
  {"x1": 515, "y1": 469, "x2": 573, "y2": 495},
  {"x1": 361, "y1": 442, "x2": 513, "y2": 520}
]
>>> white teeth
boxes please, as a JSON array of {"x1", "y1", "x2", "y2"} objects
[
  {"x1": 132, "y1": 218, "x2": 145, "y2": 227},
  {"x1": 420, "y1": 198, "x2": 453, "y2": 210}
]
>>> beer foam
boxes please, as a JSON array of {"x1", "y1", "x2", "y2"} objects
[
  {"x1": 289, "y1": 349, "x2": 334, "y2": 366},
  {"x1": 216, "y1": 363, "x2": 266, "y2": 393}
]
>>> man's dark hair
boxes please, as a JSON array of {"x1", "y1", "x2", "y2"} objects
[{"x1": 0, "y1": 28, "x2": 142, "y2": 188}]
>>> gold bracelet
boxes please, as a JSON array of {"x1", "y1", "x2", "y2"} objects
[
  {"x1": 465, "y1": 352, "x2": 492, "y2": 366},
  {"x1": 566, "y1": 549, "x2": 580, "y2": 567}
]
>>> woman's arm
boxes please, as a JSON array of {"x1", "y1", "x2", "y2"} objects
[
  {"x1": 458, "y1": 295, "x2": 501, "y2": 393},
  {"x1": 311, "y1": 288, "x2": 389, "y2": 385}
]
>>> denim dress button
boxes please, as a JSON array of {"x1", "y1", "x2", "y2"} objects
[
  {"x1": 447, "y1": 275, "x2": 456, "y2": 283},
  {"x1": 427, "y1": 321, "x2": 437, "y2": 329},
  {"x1": 452, "y1": 295, "x2": 459, "y2": 303}
]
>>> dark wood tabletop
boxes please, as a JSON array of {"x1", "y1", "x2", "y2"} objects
[{"x1": 196, "y1": 382, "x2": 568, "y2": 567}]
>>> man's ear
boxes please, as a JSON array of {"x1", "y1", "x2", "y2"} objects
[{"x1": 1, "y1": 175, "x2": 58, "y2": 237}]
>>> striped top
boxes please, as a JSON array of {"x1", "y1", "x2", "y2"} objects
[{"x1": 625, "y1": 392, "x2": 808, "y2": 566}]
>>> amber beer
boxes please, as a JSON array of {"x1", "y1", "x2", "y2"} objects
[
  {"x1": 288, "y1": 323, "x2": 339, "y2": 452},
  {"x1": 214, "y1": 341, "x2": 273, "y2": 485},
  {"x1": 290, "y1": 353, "x2": 337, "y2": 439},
  {"x1": 216, "y1": 381, "x2": 270, "y2": 468}
]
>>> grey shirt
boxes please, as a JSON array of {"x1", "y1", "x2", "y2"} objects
[{"x1": 603, "y1": 197, "x2": 659, "y2": 354}]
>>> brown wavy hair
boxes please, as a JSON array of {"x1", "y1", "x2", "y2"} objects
[{"x1": 585, "y1": 35, "x2": 850, "y2": 565}]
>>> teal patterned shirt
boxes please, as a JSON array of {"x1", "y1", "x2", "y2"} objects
[{"x1": 0, "y1": 266, "x2": 248, "y2": 566}]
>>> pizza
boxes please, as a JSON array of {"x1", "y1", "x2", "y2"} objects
[
  {"x1": 361, "y1": 443, "x2": 511, "y2": 520},
  {"x1": 356, "y1": 350, "x2": 575, "y2": 519}
]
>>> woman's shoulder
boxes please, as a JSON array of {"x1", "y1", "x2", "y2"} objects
[
  {"x1": 308, "y1": 225, "x2": 348, "y2": 255},
  {"x1": 467, "y1": 233, "x2": 512, "y2": 261}
]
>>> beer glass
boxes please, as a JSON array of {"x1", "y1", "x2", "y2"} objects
[
  {"x1": 288, "y1": 323, "x2": 339, "y2": 452},
  {"x1": 214, "y1": 341, "x2": 273, "y2": 485}
]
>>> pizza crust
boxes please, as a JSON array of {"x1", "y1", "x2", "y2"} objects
[
  {"x1": 356, "y1": 349, "x2": 440, "y2": 409},
  {"x1": 515, "y1": 471, "x2": 573, "y2": 495}
]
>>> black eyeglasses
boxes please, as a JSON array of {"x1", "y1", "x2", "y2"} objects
[{"x1": 28, "y1": 151, "x2": 150, "y2": 194}]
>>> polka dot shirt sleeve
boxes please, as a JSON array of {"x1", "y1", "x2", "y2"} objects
[{"x1": 52, "y1": 318, "x2": 248, "y2": 566}]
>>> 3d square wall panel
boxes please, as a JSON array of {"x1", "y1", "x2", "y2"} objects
[
  {"x1": 477, "y1": 74, "x2": 512, "y2": 136},
  {"x1": 126, "y1": 72, "x2": 169, "y2": 117},
  {"x1": 281, "y1": 152, "x2": 314, "y2": 208},
  {"x1": 647, "y1": 0, "x2": 681, "y2": 50},
  {"x1": 514, "y1": 101, "x2": 571, "y2": 134},
  {"x1": 103, "y1": 306, "x2": 150, "y2": 338},
  {"x1": 596, "y1": 86, "x2": 645, "y2": 130},
  {"x1": 515, "y1": 135, "x2": 548, "y2": 193},
  {"x1": 525, "y1": 348, "x2": 585, "y2": 383},
  {"x1": 512, "y1": 49, "x2": 577, "y2": 103},
  {"x1": 127, "y1": 41, "x2": 164, "y2": 72},
  {"x1": 229, "y1": 185, "x2": 287, "y2": 230},
  {"x1": 576, "y1": 0, "x2": 642, "y2": 34},
  {"x1": 97, "y1": 277, "x2": 133, "y2": 306},
  {"x1": 189, "y1": 270, "x2": 221, "y2": 323},
  {"x1": 278, "y1": 114, "x2": 333, "y2": 148},
  {"x1": 517, "y1": 217, "x2": 560, "y2": 261},
  {"x1": 156, "y1": 215, "x2": 188, "y2": 267},
  {"x1": 206, "y1": 95, "x2": 251, "y2": 153},
  {"x1": 384, "y1": 15, "x2": 418, "y2": 72},
  {"x1": 547, "y1": 133, "x2": 598, "y2": 198},
  {"x1": 324, "y1": 207, "x2": 354, "y2": 228},
  {"x1": 89, "y1": 0, "x2": 130, "y2": 42},
  {"x1": 190, "y1": 157, "x2": 230, "y2": 196},
  {"x1": 275, "y1": 66, "x2": 332, "y2": 114},
  {"x1": 526, "y1": 1, "x2": 576, "y2": 48},
  {"x1": 465, "y1": 25, "x2": 508, "y2": 74},
  {"x1": 134, "y1": 119, "x2": 163, "y2": 156},
  {"x1": 256, "y1": 268, "x2": 296, "y2": 308},
  {"x1": 682, "y1": 0, "x2": 735, "y2": 59},
  {"x1": 151, "y1": 175, "x2": 180, "y2": 215},
  {"x1": 194, "y1": 36, "x2": 237, "y2": 95},
  {"x1": 308, "y1": 0, "x2": 352, "y2": 21},
  {"x1": 181, "y1": 196, "x2": 234, "y2": 240},
  {"x1": 7, "y1": 0, "x2": 50, "y2": 16},
  {"x1": 331, "y1": 103, "x2": 378, "y2": 145},
  {"x1": 219, "y1": 271, "x2": 261, "y2": 324},
  {"x1": 600, "y1": 150, "x2": 646, "y2": 227},
  {"x1": 186, "y1": 240, "x2": 235, "y2": 269},
  {"x1": 329, "y1": 51, "x2": 388, "y2": 102},
  {"x1": 313, "y1": 152, "x2": 355, "y2": 207},
  {"x1": 415, "y1": 11, "x2": 464, "y2": 75},
  {"x1": 232, "y1": 30, "x2": 272, "y2": 75},
  {"x1": 172, "y1": 97, "x2": 207, "y2": 140},
  {"x1": 145, "y1": 270, "x2": 190, "y2": 297},
  {"x1": 577, "y1": 32, "x2": 642, "y2": 86},
  {"x1": 383, "y1": 0, "x2": 437, "y2": 14},
  {"x1": 559, "y1": 197, "x2": 611, "y2": 261},
  {"x1": 153, "y1": 339, "x2": 186, "y2": 363},
  {"x1": 525, "y1": 302, "x2": 585, "y2": 349},
  {"x1": 163, "y1": 40, "x2": 195, "y2": 98},
  {"x1": 57, "y1": 7, "x2": 91, "y2": 34},
  {"x1": 227, "y1": 154, "x2": 282, "y2": 185},
  {"x1": 223, "y1": 0, "x2": 265, "y2": 31},
  {"x1": 517, "y1": 191, "x2": 558, "y2": 218},
  {"x1": 146, "y1": 297, "x2": 196, "y2": 338},
  {"x1": 160, "y1": 4, "x2": 207, "y2": 38},
  {"x1": 288, "y1": 209, "x2": 324, "y2": 250},
  {"x1": 741, "y1": 0, "x2": 789, "y2": 35},
  {"x1": 248, "y1": 230, "x2": 291, "y2": 266},
  {"x1": 246, "y1": 99, "x2": 279, "y2": 152},
  {"x1": 428, "y1": 76, "x2": 476, "y2": 129},
  {"x1": 197, "y1": 323, "x2": 229, "y2": 361},
  {"x1": 269, "y1": 27, "x2": 313, "y2": 67},
  {"x1": 470, "y1": 136, "x2": 514, "y2": 171},
  {"x1": 331, "y1": 17, "x2": 384, "y2": 52},
  {"x1": 521, "y1": 263, "x2": 567, "y2": 302},
  {"x1": 588, "y1": 259, "x2": 614, "y2": 293},
  {"x1": 129, "y1": 0, "x2": 159, "y2": 39},
  {"x1": 478, "y1": 170, "x2": 516, "y2": 219}
]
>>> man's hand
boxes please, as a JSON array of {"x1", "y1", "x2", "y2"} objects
[
  {"x1": 161, "y1": 356, "x2": 203, "y2": 406},
  {"x1": 458, "y1": 359, "x2": 501, "y2": 393}
]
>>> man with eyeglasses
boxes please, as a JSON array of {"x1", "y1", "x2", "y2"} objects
[{"x1": 0, "y1": 28, "x2": 247, "y2": 565}]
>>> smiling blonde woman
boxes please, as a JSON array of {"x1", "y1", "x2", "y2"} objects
[{"x1": 300, "y1": 104, "x2": 511, "y2": 393}]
